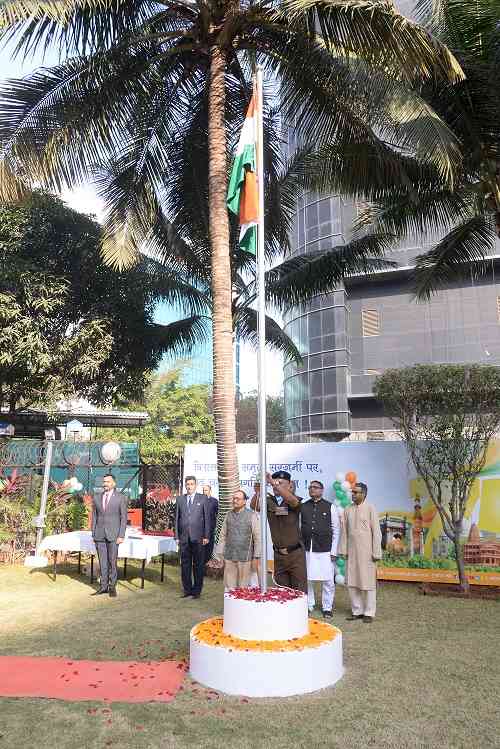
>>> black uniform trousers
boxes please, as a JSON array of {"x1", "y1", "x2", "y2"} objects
[{"x1": 180, "y1": 539, "x2": 205, "y2": 596}]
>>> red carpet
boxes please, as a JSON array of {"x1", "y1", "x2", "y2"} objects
[{"x1": 0, "y1": 656, "x2": 187, "y2": 703}]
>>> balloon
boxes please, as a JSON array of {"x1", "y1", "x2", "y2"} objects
[
  {"x1": 346, "y1": 471, "x2": 357, "y2": 486},
  {"x1": 336, "y1": 557, "x2": 345, "y2": 571},
  {"x1": 74, "y1": 482, "x2": 83, "y2": 491},
  {"x1": 335, "y1": 574, "x2": 345, "y2": 586},
  {"x1": 335, "y1": 489, "x2": 343, "y2": 499},
  {"x1": 335, "y1": 472, "x2": 345, "y2": 483},
  {"x1": 342, "y1": 496, "x2": 351, "y2": 507},
  {"x1": 333, "y1": 480, "x2": 341, "y2": 490},
  {"x1": 341, "y1": 480, "x2": 351, "y2": 491}
]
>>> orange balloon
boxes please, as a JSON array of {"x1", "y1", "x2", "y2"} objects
[{"x1": 345, "y1": 471, "x2": 357, "y2": 487}]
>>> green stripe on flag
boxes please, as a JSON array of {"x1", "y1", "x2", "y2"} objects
[
  {"x1": 240, "y1": 226, "x2": 257, "y2": 254},
  {"x1": 227, "y1": 144, "x2": 256, "y2": 215}
]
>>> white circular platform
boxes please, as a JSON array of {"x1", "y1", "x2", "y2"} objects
[
  {"x1": 223, "y1": 588, "x2": 308, "y2": 641},
  {"x1": 190, "y1": 618, "x2": 344, "y2": 697}
]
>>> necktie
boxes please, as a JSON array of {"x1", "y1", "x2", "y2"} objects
[{"x1": 103, "y1": 491, "x2": 110, "y2": 511}]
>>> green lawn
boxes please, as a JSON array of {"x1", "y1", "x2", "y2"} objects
[{"x1": 0, "y1": 561, "x2": 499, "y2": 749}]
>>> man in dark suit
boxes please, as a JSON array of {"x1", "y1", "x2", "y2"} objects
[
  {"x1": 175, "y1": 475, "x2": 209, "y2": 599},
  {"x1": 202, "y1": 484, "x2": 219, "y2": 563},
  {"x1": 91, "y1": 473, "x2": 128, "y2": 597}
]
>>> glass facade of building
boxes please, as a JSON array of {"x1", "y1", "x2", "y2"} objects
[{"x1": 283, "y1": 192, "x2": 500, "y2": 440}]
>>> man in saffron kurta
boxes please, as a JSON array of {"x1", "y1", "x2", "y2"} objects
[
  {"x1": 215, "y1": 489, "x2": 261, "y2": 589},
  {"x1": 339, "y1": 481, "x2": 382, "y2": 623}
]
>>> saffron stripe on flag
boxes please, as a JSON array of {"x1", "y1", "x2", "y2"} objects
[{"x1": 227, "y1": 94, "x2": 259, "y2": 255}]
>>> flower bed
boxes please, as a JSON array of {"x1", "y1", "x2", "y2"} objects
[{"x1": 192, "y1": 617, "x2": 338, "y2": 652}]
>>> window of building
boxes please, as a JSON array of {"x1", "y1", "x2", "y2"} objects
[{"x1": 362, "y1": 309, "x2": 381, "y2": 337}]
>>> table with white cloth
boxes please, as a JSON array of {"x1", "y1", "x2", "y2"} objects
[{"x1": 38, "y1": 530, "x2": 178, "y2": 588}]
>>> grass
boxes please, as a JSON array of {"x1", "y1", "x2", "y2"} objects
[{"x1": 0, "y1": 560, "x2": 499, "y2": 749}]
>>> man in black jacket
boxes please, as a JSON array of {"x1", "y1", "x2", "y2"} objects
[
  {"x1": 301, "y1": 480, "x2": 340, "y2": 617},
  {"x1": 175, "y1": 476, "x2": 209, "y2": 599}
]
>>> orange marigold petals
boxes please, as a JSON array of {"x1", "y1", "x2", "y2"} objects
[{"x1": 192, "y1": 618, "x2": 338, "y2": 653}]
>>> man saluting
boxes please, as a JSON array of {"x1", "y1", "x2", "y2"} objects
[{"x1": 251, "y1": 470, "x2": 307, "y2": 593}]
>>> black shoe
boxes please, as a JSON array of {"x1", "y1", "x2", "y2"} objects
[
  {"x1": 322, "y1": 610, "x2": 333, "y2": 618},
  {"x1": 363, "y1": 615, "x2": 374, "y2": 623},
  {"x1": 91, "y1": 588, "x2": 108, "y2": 595},
  {"x1": 346, "y1": 614, "x2": 364, "y2": 621},
  {"x1": 109, "y1": 588, "x2": 117, "y2": 598},
  {"x1": 180, "y1": 593, "x2": 193, "y2": 599}
]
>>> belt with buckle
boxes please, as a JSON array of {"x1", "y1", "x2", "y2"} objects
[{"x1": 274, "y1": 542, "x2": 301, "y2": 555}]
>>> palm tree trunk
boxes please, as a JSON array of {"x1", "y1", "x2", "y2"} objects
[{"x1": 207, "y1": 45, "x2": 239, "y2": 540}]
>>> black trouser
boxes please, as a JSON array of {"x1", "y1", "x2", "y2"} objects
[
  {"x1": 95, "y1": 539, "x2": 119, "y2": 590},
  {"x1": 180, "y1": 539, "x2": 205, "y2": 595},
  {"x1": 204, "y1": 533, "x2": 216, "y2": 563}
]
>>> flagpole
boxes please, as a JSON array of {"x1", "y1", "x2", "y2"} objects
[{"x1": 255, "y1": 67, "x2": 268, "y2": 593}]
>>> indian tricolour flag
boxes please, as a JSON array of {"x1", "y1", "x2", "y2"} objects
[{"x1": 227, "y1": 95, "x2": 259, "y2": 254}]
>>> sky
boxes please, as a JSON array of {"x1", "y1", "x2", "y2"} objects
[{"x1": 1, "y1": 36, "x2": 284, "y2": 396}]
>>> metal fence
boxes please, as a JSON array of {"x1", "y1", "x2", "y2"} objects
[
  {"x1": 0, "y1": 438, "x2": 182, "y2": 560},
  {"x1": 0, "y1": 438, "x2": 142, "y2": 499},
  {"x1": 141, "y1": 463, "x2": 181, "y2": 532}
]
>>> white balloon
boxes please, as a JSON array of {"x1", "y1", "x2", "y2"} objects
[
  {"x1": 69, "y1": 476, "x2": 78, "y2": 487},
  {"x1": 335, "y1": 574, "x2": 345, "y2": 585},
  {"x1": 335, "y1": 504, "x2": 344, "y2": 514},
  {"x1": 74, "y1": 482, "x2": 83, "y2": 491},
  {"x1": 341, "y1": 480, "x2": 351, "y2": 491},
  {"x1": 335, "y1": 472, "x2": 345, "y2": 482},
  {"x1": 100, "y1": 441, "x2": 122, "y2": 464}
]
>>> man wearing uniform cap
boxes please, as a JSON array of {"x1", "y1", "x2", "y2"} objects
[{"x1": 251, "y1": 469, "x2": 307, "y2": 593}]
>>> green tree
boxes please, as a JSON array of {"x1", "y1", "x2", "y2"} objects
[
  {"x1": 0, "y1": 0, "x2": 462, "y2": 519},
  {"x1": 374, "y1": 364, "x2": 500, "y2": 592},
  {"x1": 0, "y1": 192, "x2": 211, "y2": 409},
  {"x1": 0, "y1": 273, "x2": 113, "y2": 413},
  {"x1": 236, "y1": 392, "x2": 286, "y2": 443},
  {"x1": 348, "y1": 0, "x2": 500, "y2": 297},
  {"x1": 97, "y1": 370, "x2": 215, "y2": 464}
]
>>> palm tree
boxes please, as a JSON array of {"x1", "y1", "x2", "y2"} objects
[
  {"x1": 0, "y1": 0, "x2": 462, "y2": 512},
  {"x1": 341, "y1": 0, "x2": 500, "y2": 297}
]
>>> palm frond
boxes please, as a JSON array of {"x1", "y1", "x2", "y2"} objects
[
  {"x1": 413, "y1": 215, "x2": 497, "y2": 299},
  {"x1": 281, "y1": 0, "x2": 464, "y2": 83},
  {"x1": 354, "y1": 186, "x2": 477, "y2": 240},
  {"x1": 264, "y1": 235, "x2": 396, "y2": 310},
  {"x1": 144, "y1": 316, "x2": 211, "y2": 358},
  {"x1": 234, "y1": 306, "x2": 302, "y2": 364}
]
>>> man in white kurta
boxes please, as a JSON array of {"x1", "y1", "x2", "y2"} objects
[
  {"x1": 339, "y1": 481, "x2": 382, "y2": 622},
  {"x1": 301, "y1": 480, "x2": 340, "y2": 617}
]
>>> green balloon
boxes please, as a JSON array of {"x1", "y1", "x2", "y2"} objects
[{"x1": 333, "y1": 481, "x2": 341, "y2": 490}]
